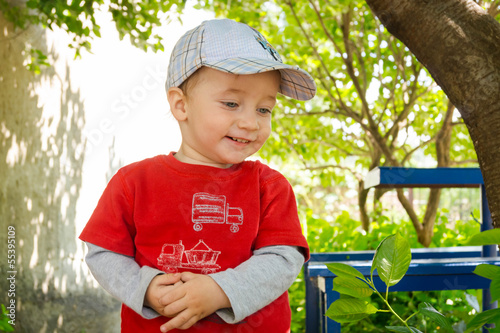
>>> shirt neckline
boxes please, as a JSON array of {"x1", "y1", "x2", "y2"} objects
[{"x1": 161, "y1": 152, "x2": 245, "y2": 179}]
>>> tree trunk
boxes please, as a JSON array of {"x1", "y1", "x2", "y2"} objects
[
  {"x1": 364, "y1": 0, "x2": 500, "y2": 227},
  {"x1": 358, "y1": 181, "x2": 370, "y2": 231},
  {"x1": 0, "y1": 13, "x2": 120, "y2": 332}
]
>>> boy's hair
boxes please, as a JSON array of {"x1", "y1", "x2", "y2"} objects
[
  {"x1": 165, "y1": 19, "x2": 316, "y2": 101},
  {"x1": 178, "y1": 68, "x2": 203, "y2": 97}
]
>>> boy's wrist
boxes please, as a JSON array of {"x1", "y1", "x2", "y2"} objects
[
  {"x1": 144, "y1": 274, "x2": 162, "y2": 309},
  {"x1": 211, "y1": 278, "x2": 231, "y2": 311}
]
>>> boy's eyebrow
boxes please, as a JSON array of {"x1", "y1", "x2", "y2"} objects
[{"x1": 219, "y1": 88, "x2": 277, "y2": 101}]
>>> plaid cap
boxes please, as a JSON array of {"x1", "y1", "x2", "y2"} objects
[{"x1": 166, "y1": 19, "x2": 316, "y2": 101}]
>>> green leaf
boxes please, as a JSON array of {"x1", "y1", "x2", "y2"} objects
[
  {"x1": 0, "y1": 322, "x2": 14, "y2": 331},
  {"x1": 0, "y1": 304, "x2": 14, "y2": 332},
  {"x1": 473, "y1": 264, "x2": 500, "y2": 280},
  {"x1": 326, "y1": 262, "x2": 364, "y2": 279},
  {"x1": 467, "y1": 229, "x2": 500, "y2": 246},
  {"x1": 418, "y1": 302, "x2": 453, "y2": 332},
  {"x1": 26, "y1": 0, "x2": 37, "y2": 9},
  {"x1": 371, "y1": 235, "x2": 390, "y2": 276},
  {"x1": 386, "y1": 326, "x2": 422, "y2": 333},
  {"x1": 325, "y1": 298, "x2": 378, "y2": 323},
  {"x1": 465, "y1": 308, "x2": 500, "y2": 332},
  {"x1": 332, "y1": 276, "x2": 373, "y2": 298},
  {"x1": 487, "y1": 327, "x2": 500, "y2": 333},
  {"x1": 490, "y1": 276, "x2": 500, "y2": 303},
  {"x1": 372, "y1": 233, "x2": 412, "y2": 287}
]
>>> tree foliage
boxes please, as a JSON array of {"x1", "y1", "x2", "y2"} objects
[
  {"x1": 2, "y1": 0, "x2": 495, "y2": 246},
  {"x1": 0, "y1": 0, "x2": 186, "y2": 56}
]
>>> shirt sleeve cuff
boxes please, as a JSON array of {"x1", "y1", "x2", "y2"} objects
[{"x1": 135, "y1": 266, "x2": 165, "y2": 319}]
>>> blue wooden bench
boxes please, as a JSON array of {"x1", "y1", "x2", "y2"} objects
[{"x1": 304, "y1": 167, "x2": 500, "y2": 333}]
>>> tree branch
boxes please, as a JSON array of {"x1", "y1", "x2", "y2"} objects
[{"x1": 305, "y1": 164, "x2": 364, "y2": 181}]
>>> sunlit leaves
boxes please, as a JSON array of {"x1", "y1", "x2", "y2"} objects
[
  {"x1": 372, "y1": 233, "x2": 411, "y2": 286},
  {"x1": 216, "y1": 0, "x2": 480, "y2": 221},
  {"x1": 0, "y1": 304, "x2": 14, "y2": 332},
  {"x1": 4, "y1": 0, "x2": 480, "y2": 178},
  {"x1": 332, "y1": 276, "x2": 374, "y2": 297},
  {"x1": 2, "y1": 0, "x2": 186, "y2": 57},
  {"x1": 473, "y1": 264, "x2": 500, "y2": 280},
  {"x1": 467, "y1": 228, "x2": 500, "y2": 246},
  {"x1": 325, "y1": 298, "x2": 378, "y2": 323},
  {"x1": 327, "y1": 262, "x2": 365, "y2": 279}
]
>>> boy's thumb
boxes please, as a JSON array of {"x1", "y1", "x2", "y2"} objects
[{"x1": 180, "y1": 271, "x2": 196, "y2": 282}]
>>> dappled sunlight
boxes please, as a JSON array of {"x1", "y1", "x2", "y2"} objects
[{"x1": 0, "y1": 13, "x2": 120, "y2": 332}]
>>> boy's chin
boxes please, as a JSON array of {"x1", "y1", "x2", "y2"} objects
[{"x1": 218, "y1": 158, "x2": 246, "y2": 166}]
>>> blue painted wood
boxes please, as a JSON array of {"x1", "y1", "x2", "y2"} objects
[
  {"x1": 309, "y1": 246, "x2": 485, "y2": 262},
  {"x1": 364, "y1": 167, "x2": 484, "y2": 188},
  {"x1": 309, "y1": 258, "x2": 500, "y2": 283}
]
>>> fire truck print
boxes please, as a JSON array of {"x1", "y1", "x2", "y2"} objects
[
  {"x1": 191, "y1": 193, "x2": 243, "y2": 233},
  {"x1": 157, "y1": 240, "x2": 221, "y2": 274}
]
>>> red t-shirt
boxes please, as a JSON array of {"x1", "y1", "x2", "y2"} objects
[{"x1": 80, "y1": 153, "x2": 309, "y2": 332}]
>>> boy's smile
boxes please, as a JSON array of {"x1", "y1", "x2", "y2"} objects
[{"x1": 168, "y1": 67, "x2": 280, "y2": 169}]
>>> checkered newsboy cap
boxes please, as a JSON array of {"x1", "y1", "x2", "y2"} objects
[{"x1": 166, "y1": 19, "x2": 316, "y2": 101}]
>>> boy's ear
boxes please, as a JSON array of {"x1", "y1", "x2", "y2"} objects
[{"x1": 167, "y1": 87, "x2": 188, "y2": 121}]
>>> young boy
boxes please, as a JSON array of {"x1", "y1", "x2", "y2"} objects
[{"x1": 80, "y1": 18, "x2": 316, "y2": 332}]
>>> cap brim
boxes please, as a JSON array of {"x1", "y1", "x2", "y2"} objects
[{"x1": 204, "y1": 58, "x2": 316, "y2": 101}]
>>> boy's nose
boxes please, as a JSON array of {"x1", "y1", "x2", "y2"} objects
[{"x1": 237, "y1": 110, "x2": 259, "y2": 131}]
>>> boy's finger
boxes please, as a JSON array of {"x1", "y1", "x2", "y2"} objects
[
  {"x1": 176, "y1": 315, "x2": 199, "y2": 330},
  {"x1": 158, "y1": 285, "x2": 186, "y2": 307},
  {"x1": 160, "y1": 312, "x2": 197, "y2": 332},
  {"x1": 156, "y1": 273, "x2": 181, "y2": 286},
  {"x1": 162, "y1": 297, "x2": 188, "y2": 317}
]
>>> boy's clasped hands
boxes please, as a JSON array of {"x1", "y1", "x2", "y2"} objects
[{"x1": 144, "y1": 272, "x2": 231, "y2": 332}]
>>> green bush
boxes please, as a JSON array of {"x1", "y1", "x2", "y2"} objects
[{"x1": 0, "y1": 304, "x2": 14, "y2": 333}]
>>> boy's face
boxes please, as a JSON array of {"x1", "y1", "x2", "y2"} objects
[{"x1": 171, "y1": 67, "x2": 280, "y2": 168}]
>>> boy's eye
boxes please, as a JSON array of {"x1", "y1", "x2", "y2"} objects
[
  {"x1": 224, "y1": 102, "x2": 238, "y2": 108},
  {"x1": 257, "y1": 108, "x2": 272, "y2": 114}
]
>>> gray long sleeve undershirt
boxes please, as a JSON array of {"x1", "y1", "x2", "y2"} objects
[{"x1": 84, "y1": 242, "x2": 304, "y2": 323}]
